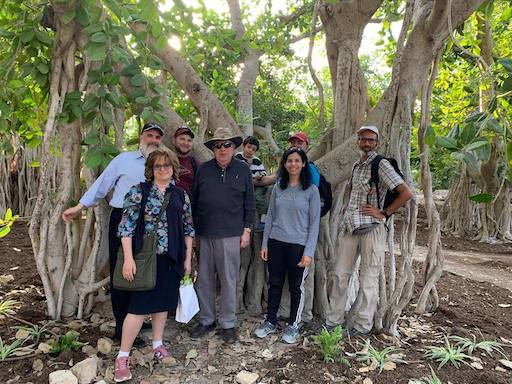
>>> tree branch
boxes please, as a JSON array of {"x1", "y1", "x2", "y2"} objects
[
  {"x1": 279, "y1": 2, "x2": 315, "y2": 25},
  {"x1": 129, "y1": 21, "x2": 241, "y2": 136}
]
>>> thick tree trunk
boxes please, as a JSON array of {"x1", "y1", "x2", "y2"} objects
[{"x1": 227, "y1": 0, "x2": 261, "y2": 137}]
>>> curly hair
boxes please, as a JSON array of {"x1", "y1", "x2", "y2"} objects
[
  {"x1": 144, "y1": 147, "x2": 180, "y2": 183},
  {"x1": 277, "y1": 147, "x2": 311, "y2": 191}
]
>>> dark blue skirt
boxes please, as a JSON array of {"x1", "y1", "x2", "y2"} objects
[{"x1": 128, "y1": 254, "x2": 180, "y2": 315}]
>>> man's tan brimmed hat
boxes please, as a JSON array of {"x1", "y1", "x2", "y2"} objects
[{"x1": 204, "y1": 127, "x2": 243, "y2": 150}]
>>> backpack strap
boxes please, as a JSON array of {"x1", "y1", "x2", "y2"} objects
[
  {"x1": 370, "y1": 155, "x2": 384, "y2": 209},
  {"x1": 190, "y1": 156, "x2": 198, "y2": 175}
]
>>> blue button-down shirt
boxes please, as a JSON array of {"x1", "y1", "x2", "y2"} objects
[{"x1": 80, "y1": 151, "x2": 145, "y2": 209}]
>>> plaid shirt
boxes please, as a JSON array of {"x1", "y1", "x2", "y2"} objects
[{"x1": 342, "y1": 151, "x2": 404, "y2": 234}]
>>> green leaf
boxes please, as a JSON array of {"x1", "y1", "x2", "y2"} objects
[
  {"x1": 447, "y1": 124, "x2": 460, "y2": 139},
  {"x1": 485, "y1": 118, "x2": 502, "y2": 133},
  {"x1": 35, "y1": 30, "x2": 53, "y2": 45},
  {"x1": 435, "y1": 136, "x2": 459, "y2": 150},
  {"x1": 101, "y1": 105, "x2": 113, "y2": 124},
  {"x1": 112, "y1": 46, "x2": 131, "y2": 64},
  {"x1": 500, "y1": 75, "x2": 512, "y2": 93},
  {"x1": 66, "y1": 91, "x2": 82, "y2": 101},
  {"x1": 90, "y1": 31, "x2": 107, "y2": 43},
  {"x1": 498, "y1": 58, "x2": 512, "y2": 73},
  {"x1": 28, "y1": 161, "x2": 40, "y2": 168},
  {"x1": 5, "y1": 208, "x2": 12, "y2": 221},
  {"x1": 468, "y1": 193, "x2": 493, "y2": 203},
  {"x1": 82, "y1": 94, "x2": 100, "y2": 112},
  {"x1": 84, "y1": 148, "x2": 103, "y2": 169},
  {"x1": 130, "y1": 73, "x2": 145, "y2": 87},
  {"x1": 135, "y1": 96, "x2": 148, "y2": 105},
  {"x1": 106, "y1": 91, "x2": 122, "y2": 107},
  {"x1": 36, "y1": 62, "x2": 49, "y2": 75},
  {"x1": 487, "y1": 96, "x2": 497, "y2": 113},
  {"x1": 83, "y1": 131, "x2": 99, "y2": 145},
  {"x1": 86, "y1": 43, "x2": 107, "y2": 61},
  {"x1": 424, "y1": 124, "x2": 436, "y2": 146},
  {"x1": 20, "y1": 30, "x2": 35, "y2": 43},
  {"x1": 460, "y1": 123, "x2": 477, "y2": 145},
  {"x1": 0, "y1": 226, "x2": 11, "y2": 238},
  {"x1": 464, "y1": 140, "x2": 489, "y2": 152},
  {"x1": 465, "y1": 112, "x2": 487, "y2": 124},
  {"x1": 121, "y1": 64, "x2": 140, "y2": 77},
  {"x1": 75, "y1": 4, "x2": 90, "y2": 27},
  {"x1": 83, "y1": 23, "x2": 104, "y2": 35},
  {"x1": 103, "y1": 142, "x2": 120, "y2": 156},
  {"x1": 141, "y1": 107, "x2": 153, "y2": 121},
  {"x1": 62, "y1": 10, "x2": 76, "y2": 24}
]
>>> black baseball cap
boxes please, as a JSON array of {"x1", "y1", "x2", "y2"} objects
[
  {"x1": 141, "y1": 122, "x2": 164, "y2": 136},
  {"x1": 174, "y1": 126, "x2": 195, "y2": 138}
]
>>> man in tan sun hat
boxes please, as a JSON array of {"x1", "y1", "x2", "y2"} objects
[{"x1": 190, "y1": 127, "x2": 255, "y2": 344}]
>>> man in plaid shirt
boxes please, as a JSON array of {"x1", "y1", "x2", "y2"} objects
[{"x1": 326, "y1": 125, "x2": 413, "y2": 336}]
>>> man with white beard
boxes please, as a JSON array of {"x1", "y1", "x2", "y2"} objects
[{"x1": 62, "y1": 122, "x2": 164, "y2": 346}]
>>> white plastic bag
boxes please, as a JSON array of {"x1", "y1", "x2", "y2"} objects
[{"x1": 175, "y1": 281, "x2": 199, "y2": 323}]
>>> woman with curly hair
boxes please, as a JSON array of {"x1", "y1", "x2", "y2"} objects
[{"x1": 114, "y1": 147, "x2": 194, "y2": 382}]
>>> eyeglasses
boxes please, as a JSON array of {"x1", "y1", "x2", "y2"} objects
[
  {"x1": 213, "y1": 142, "x2": 233, "y2": 150},
  {"x1": 153, "y1": 164, "x2": 172, "y2": 171},
  {"x1": 357, "y1": 137, "x2": 378, "y2": 143}
]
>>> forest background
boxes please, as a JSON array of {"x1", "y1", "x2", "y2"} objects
[{"x1": 0, "y1": 0, "x2": 511, "y2": 335}]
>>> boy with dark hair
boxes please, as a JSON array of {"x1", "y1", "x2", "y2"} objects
[{"x1": 235, "y1": 136, "x2": 268, "y2": 225}]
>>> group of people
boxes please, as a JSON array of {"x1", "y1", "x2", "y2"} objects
[{"x1": 62, "y1": 122, "x2": 412, "y2": 383}]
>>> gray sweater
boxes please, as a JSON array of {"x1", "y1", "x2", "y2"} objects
[{"x1": 262, "y1": 183, "x2": 321, "y2": 257}]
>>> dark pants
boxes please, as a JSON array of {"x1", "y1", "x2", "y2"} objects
[
  {"x1": 266, "y1": 239, "x2": 309, "y2": 327},
  {"x1": 108, "y1": 208, "x2": 131, "y2": 339}
]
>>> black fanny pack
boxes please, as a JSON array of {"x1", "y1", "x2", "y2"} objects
[{"x1": 352, "y1": 222, "x2": 379, "y2": 236}]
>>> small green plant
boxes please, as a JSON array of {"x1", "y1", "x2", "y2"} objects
[
  {"x1": 49, "y1": 330, "x2": 86, "y2": 354},
  {"x1": 0, "y1": 337, "x2": 34, "y2": 361},
  {"x1": 14, "y1": 322, "x2": 54, "y2": 343},
  {"x1": 0, "y1": 208, "x2": 19, "y2": 238},
  {"x1": 448, "y1": 334, "x2": 506, "y2": 357},
  {"x1": 424, "y1": 335, "x2": 474, "y2": 368},
  {"x1": 314, "y1": 325, "x2": 347, "y2": 364},
  {"x1": 356, "y1": 340, "x2": 404, "y2": 373},
  {"x1": 0, "y1": 299, "x2": 20, "y2": 318},
  {"x1": 409, "y1": 366, "x2": 443, "y2": 384}
]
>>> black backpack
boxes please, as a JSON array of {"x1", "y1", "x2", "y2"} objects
[
  {"x1": 318, "y1": 173, "x2": 333, "y2": 217},
  {"x1": 369, "y1": 155, "x2": 404, "y2": 211},
  {"x1": 310, "y1": 162, "x2": 332, "y2": 217}
]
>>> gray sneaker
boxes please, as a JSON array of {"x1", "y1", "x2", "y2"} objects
[
  {"x1": 254, "y1": 321, "x2": 277, "y2": 338},
  {"x1": 281, "y1": 325, "x2": 300, "y2": 344}
]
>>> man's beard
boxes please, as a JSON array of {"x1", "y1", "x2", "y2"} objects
[
  {"x1": 140, "y1": 142, "x2": 160, "y2": 157},
  {"x1": 175, "y1": 146, "x2": 191, "y2": 156},
  {"x1": 358, "y1": 148, "x2": 373, "y2": 157}
]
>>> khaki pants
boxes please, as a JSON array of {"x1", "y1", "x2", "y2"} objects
[{"x1": 326, "y1": 224, "x2": 385, "y2": 333}]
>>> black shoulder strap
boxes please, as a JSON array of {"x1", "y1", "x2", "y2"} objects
[
  {"x1": 370, "y1": 155, "x2": 384, "y2": 209},
  {"x1": 190, "y1": 156, "x2": 198, "y2": 175}
]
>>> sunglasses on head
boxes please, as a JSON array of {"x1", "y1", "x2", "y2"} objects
[{"x1": 213, "y1": 141, "x2": 233, "y2": 150}]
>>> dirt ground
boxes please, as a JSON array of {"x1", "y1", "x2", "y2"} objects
[{"x1": 0, "y1": 220, "x2": 511, "y2": 384}]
